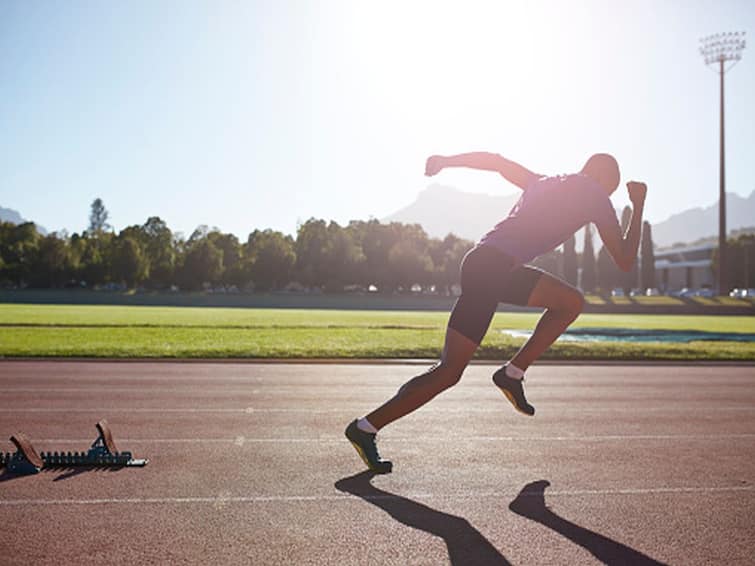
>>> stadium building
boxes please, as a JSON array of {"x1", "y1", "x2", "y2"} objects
[{"x1": 654, "y1": 242, "x2": 715, "y2": 292}]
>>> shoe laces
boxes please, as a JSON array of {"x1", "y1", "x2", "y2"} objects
[{"x1": 368, "y1": 434, "x2": 381, "y2": 457}]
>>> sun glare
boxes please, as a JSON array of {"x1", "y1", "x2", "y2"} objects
[
  {"x1": 344, "y1": 3, "x2": 539, "y2": 114},
  {"x1": 336, "y1": 1, "x2": 599, "y2": 165}
]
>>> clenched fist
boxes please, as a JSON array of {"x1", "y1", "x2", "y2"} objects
[
  {"x1": 425, "y1": 155, "x2": 445, "y2": 177},
  {"x1": 627, "y1": 181, "x2": 647, "y2": 207}
]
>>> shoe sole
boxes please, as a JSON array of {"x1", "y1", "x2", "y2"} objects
[
  {"x1": 493, "y1": 371, "x2": 535, "y2": 416},
  {"x1": 497, "y1": 387, "x2": 534, "y2": 416},
  {"x1": 347, "y1": 439, "x2": 373, "y2": 469},
  {"x1": 346, "y1": 438, "x2": 392, "y2": 473}
]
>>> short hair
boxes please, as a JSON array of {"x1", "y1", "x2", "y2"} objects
[{"x1": 581, "y1": 153, "x2": 620, "y2": 193}]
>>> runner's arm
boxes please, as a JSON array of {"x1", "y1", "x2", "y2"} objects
[
  {"x1": 425, "y1": 153, "x2": 541, "y2": 190},
  {"x1": 596, "y1": 182, "x2": 647, "y2": 272}
]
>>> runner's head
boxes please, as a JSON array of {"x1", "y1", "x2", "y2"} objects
[{"x1": 580, "y1": 153, "x2": 620, "y2": 194}]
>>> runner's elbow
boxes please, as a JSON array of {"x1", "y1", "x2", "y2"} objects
[{"x1": 617, "y1": 257, "x2": 635, "y2": 272}]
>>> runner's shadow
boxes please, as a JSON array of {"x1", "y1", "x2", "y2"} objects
[
  {"x1": 509, "y1": 480, "x2": 667, "y2": 565},
  {"x1": 335, "y1": 471, "x2": 510, "y2": 566}
]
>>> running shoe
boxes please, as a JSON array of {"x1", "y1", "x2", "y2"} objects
[
  {"x1": 344, "y1": 420, "x2": 393, "y2": 474},
  {"x1": 492, "y1": 366, "x2": 535, "y2": 416}
]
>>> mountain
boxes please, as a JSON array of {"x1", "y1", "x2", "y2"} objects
[
  {"x1": 382, "y1": 184, "x2": 519, "y2": 242},
  {"x1": 0, "y1": 206, "x2": 48, "y2": 235},
  {"x1": 651, "y1": 190, "x2": 755, "y2": 248},
  {"x1": 383, "y1": 185, "x2": 755, "y2": 248},
  {"x1": 0, "y1": 206, "x2": 25, "y2": 225}
]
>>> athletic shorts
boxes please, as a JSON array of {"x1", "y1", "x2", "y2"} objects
[{"x1": 448, "y1": 245, "x2": 545, "y2": 345}]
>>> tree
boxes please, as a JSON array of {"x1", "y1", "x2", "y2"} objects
[
  {"x1": 351, "y1": 220, "x2": 401, "y2": 292},
  {"x1": 531, "y1": 249, "x2": 562, "y2": 277},
  {"x1": 244, "y1": 229, "x2": 296, "y2": 291},
  {"x1": 79, "y1": 232, "x2": 112, "y2": 286},
  {"x1": 67, "y1": 232, "x2": 86, "y2": 283},
  {"x1": 581, "y1": 224, "x2": 596, "y2": 292},
  {"x1": 30, "y1": 233, "x2": 69, "y2": 287},
  {"x1": 597, "y1": 245, "x2": 619, "y2": 292},
  {"x1": 640, "y1": 221, "x2": 656, "y2": 291},
  {"x1": 294, "y1": 219, "x2": 329, "y2": 288},
  {"x1": 82, "y1": 199, "x2": 113, "y2": 285},
  {"x1": 714, "y1": 233, "x2": 755, "y2": 291},
  {"x1": 562, "y1": 234, "x2": 578, "y2": 286},
  {"x1": 112, "y1": 236, "x2": 149, "y2": 288},
  {"x1": 0, "y1": 222, "x2": 41, "y2": 286},
  {"x1": 428, "y1": 234, "x2": 473, "y2": 294},
  {"x1": 142, "y1": 217, "x2": 175, "y2": 288},
  {"x1": 386, "y1": 223, "x2": 433, "y2": 291},
  {"x1": 323, "y1": 221, "x2": 364, "y2": 291},
  {"x1": 208, "y1": 230, "x2": 241, "y2": 284},
  {"x1": 179, "y1": 236, "x2": 223, "y2": 290},
  {"x1": 88, "y1": 198, "x2": 111, "y2": 235}
]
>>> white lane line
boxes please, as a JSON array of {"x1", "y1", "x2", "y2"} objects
[
  {"x1": 2, "y1": 407, "x2": 755, "y2": 414},
  {"x1": 4, "y1": 381, "x2": 753, "y2": 392},
  {"x1": 1, "y1": 485, "x2": 753, "y2": 507},
  {"x1": 0, "y1": 388, "x2": 272, "y2": 394},
  {"x1": 4, "y1": 433, "x2": 754, "y2": 446}
]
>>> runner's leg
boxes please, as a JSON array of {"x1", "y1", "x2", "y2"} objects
[
  {"x1": 365, "y1": 326, "x2": 479, "y2": 430},
  {"x1": 509, "y1": 273, "x2": 584, "y2": 371}
]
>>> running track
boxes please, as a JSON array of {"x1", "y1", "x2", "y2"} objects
[{"x1": 1, "y1": 361, "x2": 753, "y2": 565}]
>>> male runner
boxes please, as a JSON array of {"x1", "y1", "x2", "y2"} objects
[{"x1": 345, "y1": 152, "x2": 647, "y2": 473}]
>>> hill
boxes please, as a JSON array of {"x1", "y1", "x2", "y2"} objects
[
  {"x1": 383, "y1": 185, "x2": 755, "y2": 247},
  {"x1": 0, "y1": 206, "x2": 48, "y2": 235},
  {"x1": 651, "y1": 190, "x2": 755, "y2": 247},
  {"x1": 382, "y1": 184, "x2": 519, "y2": 241}
]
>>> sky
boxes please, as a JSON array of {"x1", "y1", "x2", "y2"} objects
[{"x1": 1, "y1": 0, "x2": 753, "y2": 240}]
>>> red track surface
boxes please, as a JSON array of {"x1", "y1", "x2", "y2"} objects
[{"x1": 1, "y1": 361, "x2": 753, "y2": 565}]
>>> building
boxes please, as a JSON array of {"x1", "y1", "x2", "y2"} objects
[{"x1": 654, "y1": 242, "x2": 715, "y2": 292}]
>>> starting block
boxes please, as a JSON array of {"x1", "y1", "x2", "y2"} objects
[
  {"x1": 1, "y1": 433, "x2": 45, "y2": 474},
  {"x1": 0, "y1": 419, "x2": 148, "y2": 475}
]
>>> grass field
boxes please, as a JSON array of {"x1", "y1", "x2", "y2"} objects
[{"x1": 1, "y1": 304, "x2": 753, "y2": 360}]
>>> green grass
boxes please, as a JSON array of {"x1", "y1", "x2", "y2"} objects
[{"x1": 1, "y1": 304, "x2": 753, "y2": 360}]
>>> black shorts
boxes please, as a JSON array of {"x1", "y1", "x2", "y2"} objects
[{"x1": 448, "y1": 245, "x2": 544, "y2": 345}]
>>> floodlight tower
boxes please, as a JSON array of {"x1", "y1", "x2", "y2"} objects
[{"x1": 699, "y1": 31, "x2": 746, "y2": 295}]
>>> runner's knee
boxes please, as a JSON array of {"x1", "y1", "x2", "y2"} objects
[
  {"x1": 436, "y1": 360, "x2": 464, "y2": 389},
  {"x1": 563, "y1": 290, "x2": 585, "y2": 318},
  {"x1": 572, "y1": 291, "x2": 585, "y2": 314},
  {"x1": 547, "y1": 286, "x2": 584, "y2": 319}
]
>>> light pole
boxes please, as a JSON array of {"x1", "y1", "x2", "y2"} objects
[{"x1": 699, "y1": 31, "x2": 746, "y2": 296}]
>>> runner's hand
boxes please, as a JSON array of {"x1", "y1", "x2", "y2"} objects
[
  {"x1": 425, "y1": 155, "x2": 444, "y2": 176},
  {"x1": 627, "y1": 181, "x2": 647, "y2": 207}
]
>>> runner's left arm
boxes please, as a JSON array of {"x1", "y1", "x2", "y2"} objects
[
  {"x1": 425, "y1": 153, "x2": 541, "y2": 190},
  {"x1": 597, "y1": 182, "x2": 647, "y2": 272}
]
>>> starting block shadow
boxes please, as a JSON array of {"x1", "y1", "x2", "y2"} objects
[{"x1": 0, "y1": 419, "x2": 148, "y2": 478}]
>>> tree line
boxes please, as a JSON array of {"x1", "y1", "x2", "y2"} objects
[{"x1": 0, "y1": 198, "x2": 672, "y2": 294}]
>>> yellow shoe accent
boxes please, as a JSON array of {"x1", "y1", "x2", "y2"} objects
[
  {"x1": 349, "y1": 440, "x2": 372, "y2": 469},
  {"x1": 500, "y1": 388, "x2": 532, "y2": 417}
]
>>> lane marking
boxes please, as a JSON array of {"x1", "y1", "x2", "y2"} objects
[
  {"x1": 0, "y1": 388, "x2": 275, "y2": 394},
  {"x1": 3, "y1": 433, "x2": 754, "y2": 446},
  {"x1": 0, "y1": 485, "x2": 753, "y2": 507},
  {"x1": 3, "y1": 379, "x2": 754, "y2": 392},
  {"x1": 1, "y1": 406, "x2": 755, "y2": 414}
]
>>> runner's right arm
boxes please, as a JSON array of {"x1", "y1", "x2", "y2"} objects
[
  {"x1": 425, "y1": 153, "x2": 541, "y2": 190},
  {"x1": 597, "y1": 181, "x2": 647, "y2": 272}
]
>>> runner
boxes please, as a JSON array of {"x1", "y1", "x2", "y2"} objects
[{"x1": 345, "y1": 152, "x2": 647, "y2": 473}]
